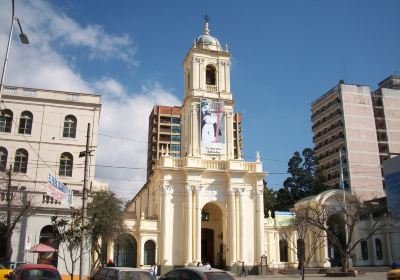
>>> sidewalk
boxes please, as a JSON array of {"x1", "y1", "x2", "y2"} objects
[{"x1": 231, "y1": 271, "x2": 387, "y2": 280}]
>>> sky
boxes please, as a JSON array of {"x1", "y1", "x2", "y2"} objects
[{"x1": 1, "y1": 0, "x2": 399, "y2": 199}]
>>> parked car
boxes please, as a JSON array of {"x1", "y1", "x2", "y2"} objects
[
  {"x1": 5, "y1": 264, "x2": 61, "y2": 280},
  {"x1": 387, "y1": 269, "x2": 400, "y2": 280},
  {"x1": 0, "y1": 263, "x2": 26, "y2": 270},
  {"x1": 92, "y1": 267, "x2": 153, "y2": 280},
  {"x1": 159, "y1": 267, "x2": 235, "y2": 280},
  {"x1": 0, "y1": 264, "x2": 13, "y2": 280}
]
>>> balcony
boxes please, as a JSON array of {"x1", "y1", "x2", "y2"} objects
[{"x1": 206, "y1": 85, "x2": 217, "y2": 92}]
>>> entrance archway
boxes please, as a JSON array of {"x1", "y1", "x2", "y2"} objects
[
  {"x1": 39, "y1": 225, "x2": 59, "y2": 267},
  {"x1": 327, "y1": 214, "x2": 345, "y2": 267},
  {"x1": 114, "y1": 234, "x2": 137, "y2": 267},
  {"x1": 201, "y1": 202, "x2": 225, "y2": 268}
]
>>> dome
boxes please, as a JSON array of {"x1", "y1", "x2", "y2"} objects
[
  {"x1": 194, "y1": 20, "x2": 222, "y2": 51},
  {"x1": 196, "y1": 34, "x2": 221, "y2": 48}
]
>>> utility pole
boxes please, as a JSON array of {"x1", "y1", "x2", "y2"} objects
[
  {"x1": 6, "y1": 164, "x2": 12, "y2": 261},
  {"x1": 79, "y1": 123, "x2": 90, "y2": 280}
]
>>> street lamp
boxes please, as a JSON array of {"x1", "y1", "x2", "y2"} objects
[{"x1": 0, "y1": 0, "x2": 30, "y2": 102}]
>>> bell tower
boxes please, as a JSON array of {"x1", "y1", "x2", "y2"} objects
[{"x1": 181, "y1": 19, "x2": 236, "y2": 160}]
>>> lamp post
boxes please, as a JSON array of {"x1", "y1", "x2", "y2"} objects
[{"x1": 0, "y1": 0, "x2": 29, "y2": 102}]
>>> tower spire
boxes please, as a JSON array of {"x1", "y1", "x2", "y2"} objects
[{"x1": 203, "y1": 15, "x2": 210, "y2": 35}]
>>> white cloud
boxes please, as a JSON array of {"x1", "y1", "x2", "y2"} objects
[{"x1": 0, "y1": 0, "x2": 180, "y2": 198}]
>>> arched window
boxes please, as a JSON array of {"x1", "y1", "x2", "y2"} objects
[
  {"x1": 0, "y1": 109, "x2": 13, "y2": 133},
  {"x1": 206, "y1": 65, "x2": 216, "y2": 85},
  {"x1": 375, "y1": 238, "x2": 383, "y2": 260},
  {"x1": 63, "y1": 115, "x2": 77, "y2": 138},
  {"x1": 297, "y1": 238, "x2": 305, "y2": 261},
  {"x1": 39, "y1": 225, "x2": 59, "y2": 267},
  {"x1": 14, "y1": 149, "x2": 28, "y2": 173},
  {"x1": 361, "y1": 240, "x2": 368, "y2": 260},
  {"x1": 59, "y1": 152, "x2": 73, "y2": 177},
  {"x1": 143, "y1": 240, "x2": 156, "y2": 265},
  {"x1": 18, "y1": 111, "x2": 33, "y2": 134},
  {"x1": 0, "y1": 147, "x2": 7, "y2": 172},
  {"x1": 279, "y1": 238, "x2": 288, "y2": 262}
]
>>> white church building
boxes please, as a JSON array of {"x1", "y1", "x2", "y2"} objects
[{"x1": 108, "y1": 21, "x2": 400, "y2": 275}]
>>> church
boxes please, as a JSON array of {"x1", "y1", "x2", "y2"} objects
[{"x1": 106, "y1": 20, "x2": 400, "y2": 274}]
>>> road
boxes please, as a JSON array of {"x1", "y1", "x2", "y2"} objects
[{"x1": 233, "y1": 272, "x2": 386, "y2": 280}]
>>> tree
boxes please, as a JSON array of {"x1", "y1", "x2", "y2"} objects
[
  {"x1": 52, "y1": 210, "x2": 89, "y2": 280},
  {"x1": 0, "y1": 165, "x2": 31, "y2": 262},
  {"x1": 296, "y1": 192, "x2": 394, "y2": 273},
  {"x1": 87, "y1": 190, "x2": 126, "y2": 274},
  {"x1": 276, "y1": 207, "x2": 325, "y2": 280},
  {"x1": 276, "y1": 148, "x2": 327, "y2": 210},
  {"x1": 263, "y1": 180, "x2": 277, "y2": 216}
]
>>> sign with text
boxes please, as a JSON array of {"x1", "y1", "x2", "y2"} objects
[
  {"x1": 47, "y1": 173, "x2": 73, "y2": 207},
  {"x1": 200, "y1": 98, "x2": 225, "y2": 154},
  {"x1": 25, "y1": 234, "x2": 32, "y2": 251}
]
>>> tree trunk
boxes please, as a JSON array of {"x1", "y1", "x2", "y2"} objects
[
  {"x1": 301, "y1": 265, "x2": 305, "y2": 280},
  {"x1": 5, "y1": 231, "x2": 13, "y2": 262},
  {"x1": 341, "y1": 253, "x2": 349, "y2": 273}
]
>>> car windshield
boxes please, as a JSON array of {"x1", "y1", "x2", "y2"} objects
[
  {"x1": 204, "y1": 272, "x2": 232, "y2": 280},
  {"x1": 119, "y1": 271, "x2": 152, "y2": 280},
  {"x1": 22, "y1": 269, "x2": 60, "y2": 280},
  {"x1": 0, "y1": 264, "x2": 6, "y2": 269}
]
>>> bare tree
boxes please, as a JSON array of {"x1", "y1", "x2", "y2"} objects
[
  {"x1": 296, "y1": 192, "x2": 394, "y2": 273},
  {"x1": 52, "y1": 210, "x2": 90, "y2": 280},
  {"x1": 0, "y1": 165, "x2": 31, "y2": 262},
  {"x1": 276, "y1": 207, "x2": 325, "y2": 280}
]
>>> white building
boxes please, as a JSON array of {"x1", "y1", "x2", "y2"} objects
[
  {"x1": 0, "y1": 85, "x2": 101, "y2": 276},
  {"x1": 111, "y1": 21, "x2": 400, "y2": 275}
]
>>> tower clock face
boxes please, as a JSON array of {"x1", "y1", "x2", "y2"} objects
[{"x1": 200, "y1": 98, "x2": 225, "y2": 154}]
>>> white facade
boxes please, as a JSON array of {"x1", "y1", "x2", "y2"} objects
[{"x1": 0, "y1": 85, "x2": 101, "y2": 276}]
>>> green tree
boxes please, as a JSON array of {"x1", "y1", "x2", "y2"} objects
[
  {"x1": 275, "y1": 148, "x2": 327, "y2": 210},
  {"x1": 88, "y1": 190, "x2": 126, "y2": 273},
  {"x1": 263, "y1": 180, "x2": 277, "y2": 216}
]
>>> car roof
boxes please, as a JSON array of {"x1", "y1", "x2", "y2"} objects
[
  {"x1": 172, "y1": 267, "x2": 226, "y2": 273},
  {"x1": 17, "y1": 264, "x2": 58, "y2": 270},
  {"x1": 103, "y1": 267, "x2": 151, "y2": 273}
]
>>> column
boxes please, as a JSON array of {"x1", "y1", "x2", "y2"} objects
[
  {"x1": 107, "y1": 240, "x2": 114, "y2": 262},
  {"x1": 228, "y1": 189, "x2": 237, "y2": 265},
  {"x1": 185, "y1": 186, "x2": 193, "y2": 265},
  {"x1": 160, "y1": 185, "x2": 171, "y2": 264},
  {"x1": 194, "y1": 186, "x2": 202, "y2": 263},
  {"x1": 322, "y1": 233, "x2": 330, "y2": 267},
  {"x1": 385, "y1": 233, "x2": 393, "y2": 264},
  {"x1": 256, "y1": 190, "x2": 264, "y2": 261},
  {"x1": 370, "y1": 237, "x2": 377, "y2": 265},
  {"x1": 238, "y1": 188, "x2": 245, "y2": 261}
]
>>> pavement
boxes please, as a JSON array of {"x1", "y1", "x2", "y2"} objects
[{"x1": 231, "y1": 271, "x2": 387, "y2": 280}]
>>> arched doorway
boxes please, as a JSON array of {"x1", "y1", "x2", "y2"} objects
[
  {"x1": 201, "y1": 203, "x2": 225, "y2": 268},
  {"x1": 144, "y1": 240, "x2": 156, "y2": 265},
  {"x1": 114, "y1": 234, "x2": 137, "y2": 267},
  {"x1": 39, "y1": 225, "x2": 59, "y2": 267},
  {"x1": 327, "y1": 214, "x2": 345, "y2": 267}
]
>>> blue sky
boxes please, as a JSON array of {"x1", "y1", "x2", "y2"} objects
[{"x1": 1, "y1": 0, "x2": 399, "y2": 197}]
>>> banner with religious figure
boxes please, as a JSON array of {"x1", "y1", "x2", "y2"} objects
[{"x1": 200, "y1": 98, "x2": 225, "y2": 154}]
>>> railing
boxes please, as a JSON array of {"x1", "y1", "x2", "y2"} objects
[
  {"x1": 202, "y1": 160, "x2": 226, "y2": 170},
  {"x1": 206, "y1": 85, "x2": 217, "y2": 92}
]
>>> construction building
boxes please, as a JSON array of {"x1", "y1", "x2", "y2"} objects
[{"x1": 311, "y1": 76, "x2": 400, "y2": 201}]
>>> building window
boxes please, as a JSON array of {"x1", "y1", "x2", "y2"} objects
[
  {"x1": 171, "y1": 135, "x2": 181, "y2": 142},
  {"x1": 279, "y1": 238, "x2": 288, "y2": 262},
  {"x1": 375, "y1": 238, "x2": 383, "y2": 260},
  {"x1": 59, "y1": 152, "x2": 73, "y2": 177},
  {"x1": 297, "y1": 239, "x2": 305, "y2": 261},
  {"x1": 63, "y1": 115, "x2": 77, "y2": 138},
  {"x1": 171, "y1": 144, "x2": 180, "y2": 151},
  {"x1": 171, "y1": 126, "x2": 181, "y2": 133},
  {"x1": 0, "y1": 109, "x2": 13, "y2": 133},
  {"x1": 361, "y1": 240, "x2": 368, "y2": 260},
  {"x1": 171, "y1": 117, "x2": 180, "y2": 125},
  {"x1": 14, "y1": 149, "x2": 28, "y2": 173},
  {"x1": 206, "y1": 65, "x2": 216, "y2": 85},
  {"x1": 0, "y1": 147, "x2": 7, "y2": 172},
  {"x1": 143, "y1": 240, "x2": 155, "y2": 265},
  {"x1": 18, "y1": 111, "x2": 33, "y2": 134}
]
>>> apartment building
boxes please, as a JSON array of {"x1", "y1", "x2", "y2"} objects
[
  {"x1": 146, "y1": 105, "x2": 182, "y2": 178},
  {"x1": 311, "y1": 76, "x2": 400, "y2": 201},
  {"x1": 0, "y1": 85, "x2": 101, "y2": 274}
]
